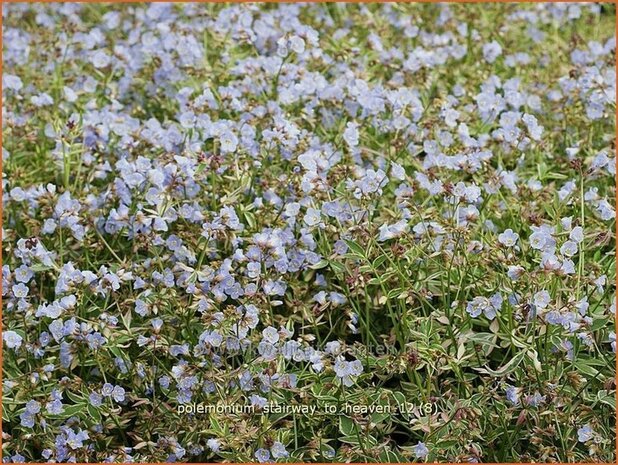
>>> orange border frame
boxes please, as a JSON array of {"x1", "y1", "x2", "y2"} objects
[{"x1": 0, "y1": 1, "x2": 615, "y2": 464}]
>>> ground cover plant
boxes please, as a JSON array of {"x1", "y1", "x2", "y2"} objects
[{"x1": 1, "y1": 2, "x2": 616, "y2": 463}]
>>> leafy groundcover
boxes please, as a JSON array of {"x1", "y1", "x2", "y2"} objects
[{"x1": 2, "y1": 2, "x2": 616, "y2": 463}]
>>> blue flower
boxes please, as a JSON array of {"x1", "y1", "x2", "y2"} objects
[
  {"x1": 19, "y1": 412, "x2": 35, "y2": 428},
  {"x1": 112, "y1": 385, "x2": 126, "y2": 402},
  {"x1": 11, "y1": 283, "x2": 28, "y2": 298},
  {"x1": 89, "y1": 392, "x2": 103, "y2": 407},
  {"x1": 413, "y1": 441, "x2": 429, "y2": 459},
  {"x1": 262, "y1": 326, "x2": 280, "y2": 344},
  {"x1": 255, "y1": 448, "x2": 271, "y2": 463},
  {"x1": 3, "y1": 331, "x2": 22, "y2": 349},
  {"x1": 46, "y1": 399, "x2": 64, "y2": 415},
  {"x1": 482, "y1": 41, "x2": 502, "y2": 63},
  {"x1": 25, "y1": 400, "x2": 41, "y2": 414},
  {"x1": 101, "y1": 383, "x2": 114, "y2": 397},
  {"x1": 343, "y1": 122, "x2": 360, "y2": 148},
  {"x1": 577, "y1": 424, "x2": 594, "y2": 443},
  {"x1": 206, "y1": 438, "x2": 221, "y2": 453},
  {"x1": 271, "y1": 441, "x2": 288, "y2": 459}
]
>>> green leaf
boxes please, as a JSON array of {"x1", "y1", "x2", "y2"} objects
[
  {"x1": 320, "y1": 444, "x2": 336, "y2": 460},
  {"x1": 65, "y1": 390, "x2": 85, "y2": 404},
  {"x1": 87, "y1": 404, "x2": 103, "y2": 423},
  {"x1": 372, "y1": 254, "x2": 388, "y2": 269},
  {"x1": 590, "y1": 317, "x2": 610, "y2": 331},
  {"x1": 339, "y1": 434, "x2": 378, "y2": 447},
  {"x1": 596, "y1": 391, "x2": 615, "y2": 408},
  {"x1": 328, "y1": 260, "x2": 346, "y2": 274},
  {"x1": 243, "y1": 211, "x2": 256, "y2": 229},
  {"x1": 310, "y1": 259, "x2": 328, "y2": 270},
  {"x1": 380, "y1": 448, "x2": 402, "y2": 462},
  {"x1": 49, "y1": 403, "x2": 87, "y2": 420},
  {"x1": 573, "y1": 360, "x2": 601, "y2": 378},
  {"x1": 474, "y1": 351, "x2": 526, "y2": 377},
  {"x1": 30, "y1": 263, "x2": 53, "y2": 272},
  {"x1": 339, "y1": 415, "x2": 356, "y2": 436},
  {"x1": 344, "y1": 240, "x2": 365, "y2": 258}
]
